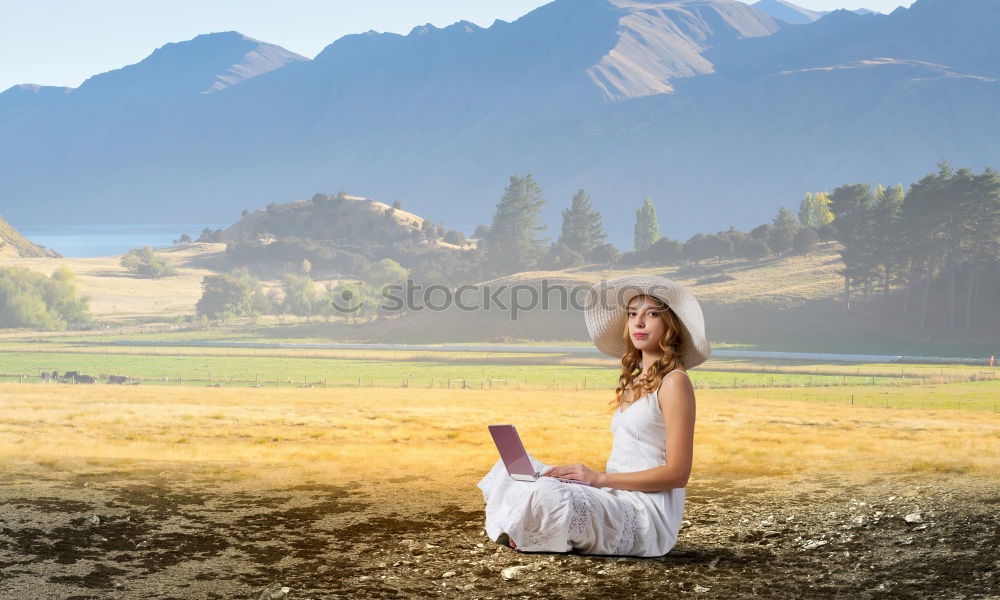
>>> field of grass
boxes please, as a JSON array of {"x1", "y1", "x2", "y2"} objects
[
  {"x1": 6, "y1": 347, "x2": 988, "y2": 393},
  {"x1": 0, "y1": 243, "x2": 228, "y2": 319},
  {"x1": 1, "y1": 383, "x2": 996, "y2": 489}
]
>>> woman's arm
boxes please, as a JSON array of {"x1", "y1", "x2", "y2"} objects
[{"x1": 543, "y1": 372, "x2": 696, "y2": 492}]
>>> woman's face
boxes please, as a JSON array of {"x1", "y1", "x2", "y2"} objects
[{"x1": 627, "y1": 294, "x2": 667, "y2": 353}]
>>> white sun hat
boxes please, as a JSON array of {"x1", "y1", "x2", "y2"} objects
[{"x1": 584, "y1": 275, "x2": 711, "y2": 368}]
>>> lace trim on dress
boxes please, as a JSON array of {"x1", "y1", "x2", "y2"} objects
[
  {"x1": 612, "y1": 501, "x2": 640, "y2": 555},
  {"x1": 567, "y1": 483, "x2": 592, "y2": 542}
]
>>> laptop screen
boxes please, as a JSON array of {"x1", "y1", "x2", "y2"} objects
[{"x1": 488, "y1": 424, "x2": 536, "y2": 478}]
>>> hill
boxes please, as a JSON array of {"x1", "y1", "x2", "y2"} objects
[
  {"x1": 0, "y1": 214, "x2": 57, "y2": 258},
  {"x1": 222, "y1": 192, "x2": 462, "y2": 249}
]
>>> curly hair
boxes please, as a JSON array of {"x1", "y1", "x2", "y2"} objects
[{"x1": 611, "y1": 295, "x2": 686, "y2": 411}]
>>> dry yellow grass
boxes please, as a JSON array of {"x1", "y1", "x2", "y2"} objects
[
  {"x1": 1, "y1": 384, "x2": 995, "y2": 496},
  {"x1": 0, "y1": 243, "x2": 227, "y2": 319}
]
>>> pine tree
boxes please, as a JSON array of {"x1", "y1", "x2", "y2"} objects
[
  {"x1": 870, "y1": 183, "x2": 905, "y2": 297},
  {"x1": 557, "y1": 189, "x2": 606, "y2": 257},
  {"x1": 962, "y1": 167, "x2": 1000, "y2": 329},
  {"x1": 829, "y1": 183, "x2": 875, "y2": 312},
  {"x1": 484, "y1": 175, "x2": 549, "y2": 275},
  {"x1": 633, "y1": 198, "x2": 660, "y2": 252},
  {"x1": 900, "y1": 164, "x2": 952, "y2": 328},
  {"x1": 772, "y1": 206, "x2": 798, "y2": 230}
]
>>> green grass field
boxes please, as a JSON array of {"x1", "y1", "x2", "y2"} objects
[
  {"x1": 0, "y1": 349, "x2": 874, "y2": 388},
  {"x1": 2, "y1": 346, "x2": 996, "y2": 409}
]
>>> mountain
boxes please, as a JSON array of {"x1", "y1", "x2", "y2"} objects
[
  {"x1": 751, "y1": 0, "x2": 824, "y2": 24},
  {"x1": 76, "y1": 31, "x2": 307, "y2": 99},
  {"x1": 1, "y1": 0, "x2": 998, "y2": 248},
  {"x1": 752, "y1": 1, "x2": 880, "y2": 24}
]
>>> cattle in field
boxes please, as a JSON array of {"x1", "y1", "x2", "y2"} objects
[{"x1": 58, "y1": 371, "x2": 95, "y2": 384}]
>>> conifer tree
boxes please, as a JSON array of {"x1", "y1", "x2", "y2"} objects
[
  {"x1": 557, "y1": 189, "x2": 606, "y2": 257},
  {"x1": 829, "y1": 183, "x2": 875, "y2": 311},
  {"x1": 484, "y1": 174, "x2": 549, "y2": 274},
  {"x1": 633, "y1": 198, "x2": 659, "y2": 252},
  {"x1": 962, "y1": 167, "x2": 1000, "y2": 329},
  {"x1": 772, "y1": 206, "x2": 798, "y2": 230}
]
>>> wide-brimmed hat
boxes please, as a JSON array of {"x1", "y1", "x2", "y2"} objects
[{"x1": 584, "y1": 275, "x2": 711, "y2": 368}]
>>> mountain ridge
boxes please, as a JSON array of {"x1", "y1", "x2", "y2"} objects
[{"x1": 0, "y1": 0, "x2": 997, "y2": 248}]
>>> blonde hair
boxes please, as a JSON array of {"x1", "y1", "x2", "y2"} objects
[{"x1": 612, "y1": 295, "x2": 685, "y2": 411}]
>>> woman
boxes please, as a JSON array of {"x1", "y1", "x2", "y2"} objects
[{"x1": 476, "y1": 275, "x2": 710, "y2": 556}]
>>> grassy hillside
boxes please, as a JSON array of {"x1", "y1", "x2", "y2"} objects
[
  {"x1": 2, "y1": 241, "x2": 994, "y2": 356},
  {"x1": 0, "y1": 214, "x2": 55, "y2": 258}
]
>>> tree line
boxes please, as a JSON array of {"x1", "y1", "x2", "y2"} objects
[
  {"x1": 475, "y1": 174, "x2": 829, "y2": 279},
  {"x1": 827, "y1": 162, "x2": 1000, "y2": 332},
  {"x1": 195, "y1": 258, "x2": 409, "y2": 323}
]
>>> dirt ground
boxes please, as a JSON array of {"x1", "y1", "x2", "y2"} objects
[{"x1": 0, "y1": 466, "x2": 996, "y2": 600}]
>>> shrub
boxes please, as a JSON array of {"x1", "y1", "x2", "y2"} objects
[
  {"x1": 0, "y1": 266, "x2": 91, "y2": 330},
  {"x1": 545, "y1": 243, "x2": 585, "y2": 269},
  {"x1": 587, "y1": 243, "x2": 620, "y2": 265},
  {"x1": 120, "y1": 246, "x2": 177, "y2": 278},
  {"x1": 196, "y1": 271, "x2": 267, "y2": 320},
  {"x1": 648, "y1": 237, "x2": 682, "y2": 264}
]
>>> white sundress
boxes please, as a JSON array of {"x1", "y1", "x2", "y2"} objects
[{"x1": 476, "y1": 371, "x2": 687, "y2": 556}]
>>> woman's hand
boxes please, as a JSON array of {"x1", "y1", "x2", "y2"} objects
[{"x1": 542, "y1": 463, "x2": 607, "y2": 487}]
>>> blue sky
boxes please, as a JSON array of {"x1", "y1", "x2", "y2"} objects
[{"x1": 0, "y1": 0, "x2": 915, "y2": 92}]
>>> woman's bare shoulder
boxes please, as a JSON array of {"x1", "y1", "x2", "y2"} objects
[{"x1": 656, "y1": 370, "x2": 695, "y2": 407}]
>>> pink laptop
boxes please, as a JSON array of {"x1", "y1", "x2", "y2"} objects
[{"x1": 488, "y1": 424, "x2": 591, "y2": 486}]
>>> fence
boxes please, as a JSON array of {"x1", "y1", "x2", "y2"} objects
[{"x1": 1, "y1": 367, "x2": 997, "y2": 396}]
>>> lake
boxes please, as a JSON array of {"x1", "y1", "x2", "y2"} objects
[{"x1": 19, "y1": 224, "x2": 222, "y2": 258}]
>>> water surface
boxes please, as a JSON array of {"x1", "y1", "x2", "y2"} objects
[{"x1": 20, "y1": 224, "x2": 220, "y2": 258}]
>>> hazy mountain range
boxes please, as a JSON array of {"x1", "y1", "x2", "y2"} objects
[
  {"x1": 1, "y1": 0, "x2": 998, "y2": 247},
  {"x1": 751, "y1": 0, "x2": 877, "y2": 24}
]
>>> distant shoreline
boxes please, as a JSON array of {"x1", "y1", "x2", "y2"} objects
[{"x1": 18, "y1": 224, "x2": 222, "y2": 258}]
